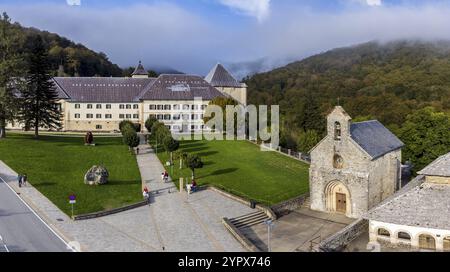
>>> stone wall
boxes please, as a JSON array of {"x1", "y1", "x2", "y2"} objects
[
  {"x1": 318, "y1": 218, "x2": 369, "y2": 252},
  {"x1": 271, "y1": 193, "x2": 309, "y2": 217}
]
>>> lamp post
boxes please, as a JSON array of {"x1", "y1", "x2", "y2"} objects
[{"x1": 263, "y1": 219, "x2": 275, "y2": 252}]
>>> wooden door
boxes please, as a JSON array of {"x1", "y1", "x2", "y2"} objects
[
  {"x1": 419, "y1": 234, "x2": 436, "y2": 250},
  {"x1": 336, "y1": 193, "x2": 347, "y2": 213}
]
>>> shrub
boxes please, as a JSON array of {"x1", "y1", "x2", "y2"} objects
[
  {"x1": 123, "y1": 130, "x2": 140, "y2": 150},
  {"x1": 119, "y1": 120, "x2": 135, "y2": 133},
  {"x1": 145, "y1": 116, "x2": 158, "y2": 133}
]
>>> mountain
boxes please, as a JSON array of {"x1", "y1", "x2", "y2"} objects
[
  {"x1": 245, "y1": 40, "x2": 450, "y2": 150},
  {"x1": 8, "y1": 19, "x2": 123, "y2": 77},
  {"x1": 246, "y1": 40, "x2": 450, "y2": 125}
]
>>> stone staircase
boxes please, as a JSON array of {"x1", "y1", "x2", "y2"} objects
[
  {"x1": 301, "y1": 197, "x2": 311, "y2": 209},
  {"x1": 229, "y1": 211, "x2": 270, "y2": 229}
]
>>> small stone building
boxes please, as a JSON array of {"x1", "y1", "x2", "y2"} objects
[
  {"x1": 309, "y1": 106, "x2": 404, "y2": 218},
  {"x1": 365, "y1": 152, "x2": 450, "y2": 251}
]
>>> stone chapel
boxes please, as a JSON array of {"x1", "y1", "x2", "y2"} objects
[{"x1": 309, "y1": 106, "x2": 404, "y2": 218}]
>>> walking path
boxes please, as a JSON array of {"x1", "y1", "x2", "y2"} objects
[{"x1": 0, "y1": 135, "x2": 253, "y2": 252}]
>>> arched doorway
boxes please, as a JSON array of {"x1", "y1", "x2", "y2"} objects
[
  {"x1": 418, "y1": 234, "x2": 436, "y2": 251},
  {"x1": 325, "y1": 180, "x2": 351, "y2": 216}
]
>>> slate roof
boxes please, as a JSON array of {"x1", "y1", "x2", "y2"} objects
[
  {"x1": 53, "y1": 77, "x2": 156, "y2": 102},
  {"x1": 350, "y1": 120, "x2": 404, "y2": 160},
  {"x1": 139, "y1": 74, "x2": 226, "y2": 101},
  {"x1": 132, "y1": 61, "x2": 148, "y2": 76},
  {"x1": 364, "y1": 181, "x2": 450, "y2": 230},
  {"x1": 205, "y1": 63, "x2": 242, "y2": 88},
  {"x1": 418, "y1": 152, "x2": 450, "y2": 177}
]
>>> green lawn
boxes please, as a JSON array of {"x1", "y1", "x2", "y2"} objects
[
  {"x1": 0, "y1": 133, "x2": 142, "y2": 215},
  {"x1": 154, "y1": 139, "x2": 310, "y2": 205}
]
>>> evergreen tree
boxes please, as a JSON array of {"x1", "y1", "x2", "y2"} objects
[
  {"x1": 20, "y1": 35, "x2": 61, "y2": 138},
  {"x1": 0, "y1": 12, "x2": 23, "y2": 139}
]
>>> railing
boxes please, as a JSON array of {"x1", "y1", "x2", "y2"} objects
[
  {"x1": 248, "y1": 139, "x2": 311, "y2": 164},
  {"x1": 309, "y1": 236, "x2": 322, "y2": 252}
]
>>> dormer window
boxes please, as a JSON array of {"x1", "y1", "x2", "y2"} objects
[{"x1": 334, "y1": 122, "x2": 342, "y2": 141}]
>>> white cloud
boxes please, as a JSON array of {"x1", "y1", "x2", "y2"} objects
[
  {"x1": 366, "y1": 0, "x2": 382, "y2": 6},
  {"x1": 218, "y1": 0, "x2": 270, "y2": 22}
]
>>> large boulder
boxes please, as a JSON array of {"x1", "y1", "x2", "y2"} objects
[{"x1": 84, "y1": 165, "x2": 109, "y2": 186}]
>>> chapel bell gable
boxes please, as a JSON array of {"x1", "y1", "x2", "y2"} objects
[{"x1": 327, "y1": 106, "x2": 352, "y2": 141}]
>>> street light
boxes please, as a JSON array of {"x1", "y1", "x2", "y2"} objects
[{"x1": 263, "y1": 219, "x2": 275, "y2": 252}]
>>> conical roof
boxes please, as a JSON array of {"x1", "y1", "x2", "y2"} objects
[
  {"x1": 132, "y1": 61, "x2": 148, "y2": 76},
  {"x1": 205, "y1": 63, "x2": 241, "y2": 87}
]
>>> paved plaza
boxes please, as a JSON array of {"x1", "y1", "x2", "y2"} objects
[{"x1": 0, "y1": 137, "x2": 254, "y2": 252}]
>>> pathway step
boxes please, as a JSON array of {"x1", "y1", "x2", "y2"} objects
[{"x1": 229, "y1": 211, "x2": 270, "y2": 229}]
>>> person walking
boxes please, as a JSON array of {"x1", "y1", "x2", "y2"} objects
[
  {"x1": 143, "y1": 186, "x2": 150, "y2": 205},
  {"x1": 22, "y1": 174, "x2": 28, "y2": 187},
  {"x1": 17, "y1": 174, "x2": 23, "y2": 188}
]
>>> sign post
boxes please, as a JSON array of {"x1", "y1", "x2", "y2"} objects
[{"x1": 69, "y1": 195, "x2": 76, "y2": 218}]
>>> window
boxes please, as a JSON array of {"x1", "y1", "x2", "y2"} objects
[
  {"x1": 133, "y1": 104, "x2": 139, "y2": 109},
  {"x1": 96, "y1": 125, "x2": 102, "y2": 130},
  {"x1": 191, "y1": 125, "x2": 198, "y2": 130},
  {"x1": 149, "y1": 114, "x2": 156, "y2": 119},
  {"x1": 149, "y1": 105, "x2": 156, "y2": 110},
  {"x1": 87, "y1": 104, "x2": 93, "y2": 109},
  {"x1": 182, "y1": 114, "x2": 189, "y2": 120},
  {"x1": 173, "y1": 114, "x2": 181, "y2": 120},
  {"x1": 191, "y1": 105, "x2": 199, "y2": 110},
  {"x1": 133, "y1": 114, "x2": 139, "y2": 119},
  {"x1": 119, "y1": 104, "x2": 125, "y2": 109},
  {"x1": 166, "y1": 125, "x2": 171, "y2": 130},
  {"x1": 377, "y1": 228, "x2": 390, "y2": 237},
  {"x1": 444, "y1": 237, "x2": 450, "y2": 252},
  {"x1": 86, "y1": 114, "x2": 93, "y2": 119},
  {"x1": 164, "y1": 105, "x2": 171, "y2": 110},
  {"x1": 164, "y1": 114, "x2": 171, "y2": 120},
  {"x1": 191, "y1": 114, "x2": 198, "y2": 120},
  {"x1": 183, "y1": 104, "x2": 190, "y2": 110},
  {"x1": 119, "y1": 114, "x2": 125, "y2": 119},
  {"x1": 419, "y1": 234, "x2": 436, "y2": 250},
  {"x1": 333, "y1": 154, "x2": 344, "y2": 169},
  {"x1": 201, "y1": 105, "x2": 207, "y2": 110},
  {"x1": 96, "y1": 114, "x2": 102, "y2": 119},
  {"x1": 75, "y1": 104, "x2": 80, "y2": 109},
  {"x1": 126, "y1": 114, "x2": 131, "y2": 119},
  {"x1": 126, "y1": 104, "x2": 132, "y2": 109},
  {"x1": 334, "y1": 122, "x2": 342, "y2": 141},
  {"x1": 157, "y1": 105, "x2": 164, "y2": 110},
  {"x1": 172, "y1": 125, "x2": 181, "y2": 131},
  {"x1": 74, "y1": 114, "x2": 80, "y2": 119},
  {"x1": 96, "y1": 104, "x2": 102, "y2": 109},
  {"x1": 105, "y1": 114, "x2": 112, "y2": 119},
  {"x1": 157, "y1": 114, "x2": 164, "y2": 120},
  {"x1": 106, "y1": 104, "x2": 111, "y2": 109},
  {"x1": 173, "y1": 104, "x2": 180, "y2": 110},
  {"x1": 397, "y1": 232, "x2": 411, "y2": 241}
]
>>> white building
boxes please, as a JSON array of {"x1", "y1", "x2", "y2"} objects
[
  {"x1": 365, "y1": 152, "x2": 450, "y2": 251},
  {"x1": 8, "y1": 62, "x2": 247, "y2": 133}
]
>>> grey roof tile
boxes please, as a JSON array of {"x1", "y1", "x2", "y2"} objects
[
  {"x1": 418, "y1": 152, "x2": 450, "y2": 177},
  {"x1": 365, "y1": 182, "x2": 450, "y2": 230},
  {"x1": 205, "y1": 63, "x2": 242, "y2": 88},
  {"x1": 53, "y1": 77, "x2": 156, "y2": 102},
  {"x1": 139, "y1": 74, "x2": 226, "y2": 101},
  {"x1": 350, "y1": 120, "x2": 404, "y2": 159}
]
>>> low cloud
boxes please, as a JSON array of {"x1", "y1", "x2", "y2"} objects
[
  {"x1": 218, "y1": 0, "x2": 271, "y2": 22},
  {"x1": 2, "y1": 2, "x2": 450, "y2": 76}
]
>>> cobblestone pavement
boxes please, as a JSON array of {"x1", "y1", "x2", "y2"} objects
[{"x1": 0, "y1": 136, "x2": 253, "y2": 252}]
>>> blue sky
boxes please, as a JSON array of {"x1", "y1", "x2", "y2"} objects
[{"x1": 2, "y1": 0, "x2": 450, "y2": 76}]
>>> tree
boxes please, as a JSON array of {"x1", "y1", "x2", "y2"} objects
[
  {"x1": 398, "y1": 107, "x2": 450, "y2": 173},
  {"x1": 297, "y1": 130, "x2": 321, "y2": 153},
  {"x1": 20, "y1": 34, "x2": 61, "y2": 138},
  {"x1": 203, "y1": 97, "x2": 238, "y2": 131},
  {"x1": 123, "y1": 130, "x2": 140, "y2": 151},
  {"x1": 145, "y1": 116, "x2": 157, "y2": 133},
  {"x1": 186, "y1": 154, "x2": 203, "y2": 179},
  {"x1": 163, "y1": 136, "x2": 179, "y2": 163},
  {"x1": 119, "y1": 120, "x2": 135, "y2": 134},
  {"x1": 174, "y1": 150, "x2": 188, "y2": 169},
  {"x1": 0, "y1": 12, "x2": 23, "y2": 139}
]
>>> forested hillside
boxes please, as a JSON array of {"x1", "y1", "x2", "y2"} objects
[
  {"x1": 7, "y1": 15, "x2": 123, "y2": 77},
  {"x1": 245, "y1": 40, "x2": 450, "y2": 171}
]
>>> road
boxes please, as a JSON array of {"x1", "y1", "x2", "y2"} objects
[{"x1": 0, "y1": 177, "x2": 71, "y2": 252}]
